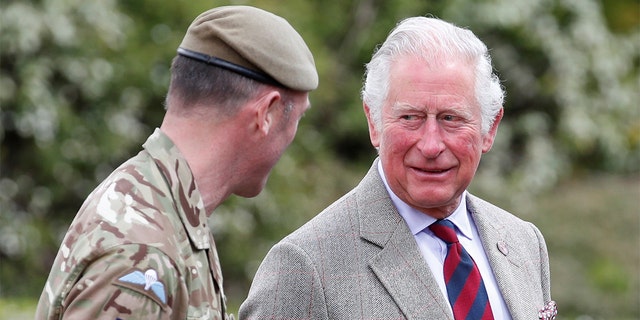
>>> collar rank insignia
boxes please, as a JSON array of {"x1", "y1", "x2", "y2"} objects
[{"x1": 118, "y1": 269, "x2": 167, "y2": 304}]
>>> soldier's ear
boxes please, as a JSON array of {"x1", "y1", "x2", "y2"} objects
[{"x1": 253, "y1": 90, "x2": 281, "y2": 136}]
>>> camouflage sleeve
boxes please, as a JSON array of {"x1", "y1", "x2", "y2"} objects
[{"x1": 56, "y1": 244, "x2": 187, "y2": 319}]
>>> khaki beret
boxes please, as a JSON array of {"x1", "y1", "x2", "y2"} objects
[{"x1": 178, "y1": 6, "x2": 318, "y2": 91}]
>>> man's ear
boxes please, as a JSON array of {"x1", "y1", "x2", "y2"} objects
[
  {"x1": 482, "y1": 107, "x2": 504, "y2": 153},
  {"x1": 364, "y1": 103, "x2": 380, "y2": 148},
  {"x1": 254, "y1": 90, "x2": 281, "y2": 135}
]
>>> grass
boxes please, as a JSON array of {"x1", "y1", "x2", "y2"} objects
[
  {"x1": 0, "y1": 299, "x2": 35, "y2": 320},
  {"x1": 526, "y1": 174, "x2": 640, "y2": 319},
  {"x1": 484, "y1": 173, "x2": 640, "y2": 319}
]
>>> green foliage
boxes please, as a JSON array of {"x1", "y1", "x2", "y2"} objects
[
  {"x1": 1, "y1": 0, "x2": 638, "y2": 318},
  {"x1": 0, "y1": 298, "x2": 34, "y2": 320},
  {"x1": 441, "y1": 0, "x2": 640, "y2": 197},
  {"x1": 1, "y1": 0, "x2": 138, "y2": 296}
]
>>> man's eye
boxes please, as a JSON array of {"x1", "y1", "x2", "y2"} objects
[
  {"x1": 442, "y1": 115, "x2": 457, "y2": 121},
  {"x1": 401, "y1": 115, "x2": 417, "y2": 120}
]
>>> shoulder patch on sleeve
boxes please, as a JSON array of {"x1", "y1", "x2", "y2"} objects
[{"x1": 114, "y1": 268, "x2": 167, "y2": 308}]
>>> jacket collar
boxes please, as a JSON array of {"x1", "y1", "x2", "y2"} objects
[{"x1": 143, "y1": 128, "x2": 211, "y2": 250}]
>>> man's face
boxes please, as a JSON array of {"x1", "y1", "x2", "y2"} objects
[{"x1": 366, "y1": 55, "x2": 500, "y2": 218}]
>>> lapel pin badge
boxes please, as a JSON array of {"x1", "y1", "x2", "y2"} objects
[{"x1": 496, "y1": 240, "x2": 509, "y2": 256}]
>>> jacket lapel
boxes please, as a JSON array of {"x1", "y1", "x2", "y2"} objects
[
  {"x1": 356, "y1": 161, "x2": 453, "y2": 319},
  {"x1": 368, "y1": 225, "x2": 453, "y2": 319},
  {"x1": 468, "y1": 195, "x2": 534, "y2": 319}
]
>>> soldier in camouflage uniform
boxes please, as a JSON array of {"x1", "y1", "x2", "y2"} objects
[{"x1": 35, "y1": 5, "x2": 318, "y2": 319}]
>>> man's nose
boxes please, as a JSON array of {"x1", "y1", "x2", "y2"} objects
[{"x1": 416, "y1": 119, "x2": 445, "y2": 159}]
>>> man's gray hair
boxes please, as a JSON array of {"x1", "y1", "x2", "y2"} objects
[{"x1": 361, "y1": 16, "x2": 504, "y2": 134}]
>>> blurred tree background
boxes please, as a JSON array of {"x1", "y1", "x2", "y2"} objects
[{"x1": 1, "y1": 0, "x2": 638, "y2": 318}]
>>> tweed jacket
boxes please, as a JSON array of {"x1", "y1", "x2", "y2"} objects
[{"x1": 240, "y1": 159, "x2": 552, "y2": 319}]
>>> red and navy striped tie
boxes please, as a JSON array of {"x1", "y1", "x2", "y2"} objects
[{"x1": 429, "y1": 219, "x2": 494, "y2": 320}]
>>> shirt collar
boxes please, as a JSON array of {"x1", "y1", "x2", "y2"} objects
[
  {"x1": 377, "y1": 160, "x2": 474, "y2": 241},
  {"x1": 143, "y1": 128, "x2": 211, "y2": 250}
]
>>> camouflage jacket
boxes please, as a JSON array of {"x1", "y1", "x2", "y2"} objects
[{"x1": 35, "y1": 129, "x2": 232, "y2": 320}]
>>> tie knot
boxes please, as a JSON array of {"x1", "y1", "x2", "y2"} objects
[{"x1": 428, "y1": 219, "x2": 459, "y2": 244}]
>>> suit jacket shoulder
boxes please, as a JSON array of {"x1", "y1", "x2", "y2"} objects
[{"x1": 240, "y1": 160, "x2": 452, "y2": 319}]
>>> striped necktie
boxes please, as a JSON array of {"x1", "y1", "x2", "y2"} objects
[{"x1": 429, "y1": 219, "x2": 494, "y2": 320}]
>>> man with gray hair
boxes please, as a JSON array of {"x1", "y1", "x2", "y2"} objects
[
  {"x1": 36, "y1": 5, "x2": 317, "y2": 319},
  {"x1": 240, "y1": 16, "x2": 555, "y2": 320}
]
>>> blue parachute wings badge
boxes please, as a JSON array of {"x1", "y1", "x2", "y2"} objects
[
  {"x1": 118, "y1": 269, "x2": 167, "y2": 304},
  {"x1": 118, "y1": 270, "x2": 145, "y2": 285}
]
